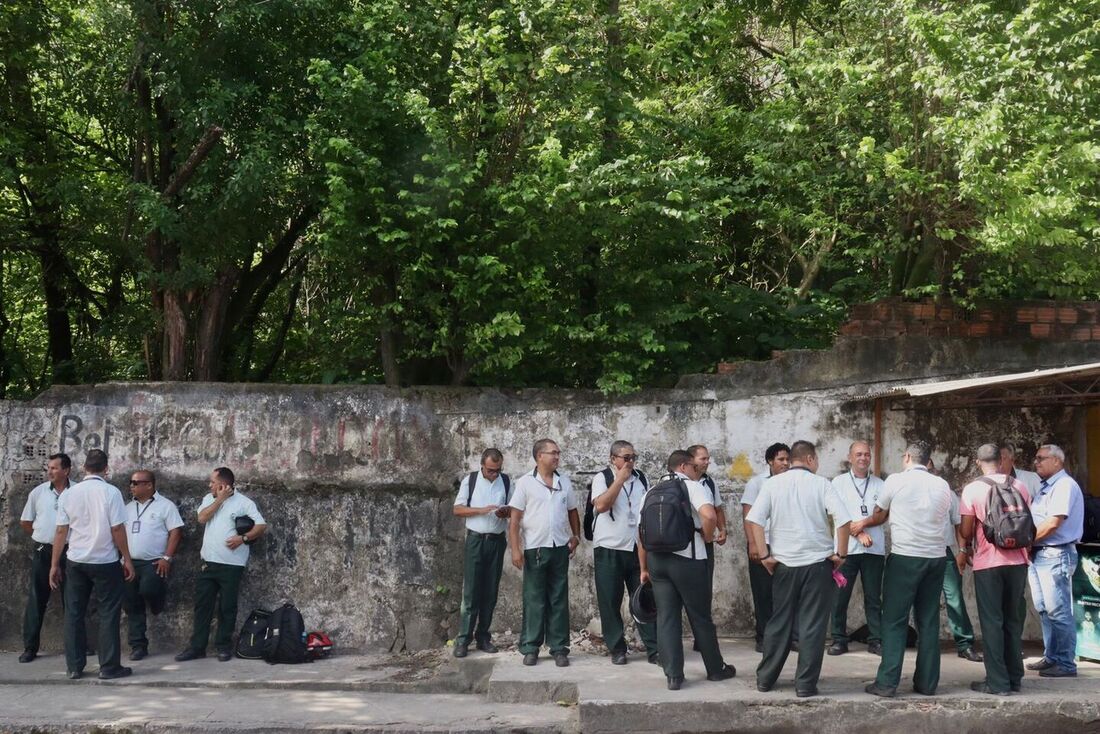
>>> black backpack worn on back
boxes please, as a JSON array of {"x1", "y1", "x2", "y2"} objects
[
  {"x1": 979, "y1": 476, "x2": 1036, "y2": 550},
  {"x1": 638, "y1": 476, "x2": 697, "y2": 556},
  {"x1": 262, "y1": 603, "x2": 310, "y2": 664},
  {"x1": 236, "y1": 608, "x2": 271, "y2": 660},
  {"x1": 583, "y1": 468, "x2": 648, "y2": 541},
  {"x1": 464, "y1": 472, "x2": 511, "y2": 506}
]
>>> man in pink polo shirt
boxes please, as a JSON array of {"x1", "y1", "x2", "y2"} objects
[{"x1": 958, "y1": 443, "x2": 1032, "y2": 696}]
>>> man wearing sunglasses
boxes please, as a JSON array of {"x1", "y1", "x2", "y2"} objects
[
  {"x1": 122, "y1": 470, "x2": 184, "y2": 661},
  {"x1": 590, "y1": 441, "x2": 657, "y2": 665}
]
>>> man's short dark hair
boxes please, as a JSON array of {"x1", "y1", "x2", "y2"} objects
[
  {"x1": 84, "y1": 449, "x2": 108, "y2": 473},
  {"x1": 976, "y1": 443, "x2": 1000, "y2": 464},
  {"x1": 765, "y1": 443, "x2": 791, "y2": 463},
  {"x1": 214, "y1": 466, "x2": 235, "y2": 487},
  {"x1": 481, "y1": 448, "x2": 503, "y2": 464},
  {"x1": 906, "y1": 441, "x2": 933, "y2": 466},
  {"x1": 686, "y1": 444, "x2": 708, "y2": 458},
  {"x1": 667, "y1": 450, "x2": 694, "y2": 473},
  {"x1": 132, "y1": 469, "x2": 156, "y2": 486},
  {"x1": 610, "y1": 440, "x2": 634, "y2": 457},
  {"x1": 998, "y1": 440, "x2": 1018, "y2": 455},
  {"x1": 48, "y1": 453, "x2": 71, "y2": 470},
  {"x1": 789, "y1": 441, "x2": 816, "y2": 463},
  {"x1": 532, "y1": 438, "x2": 558, "y2": 461}
]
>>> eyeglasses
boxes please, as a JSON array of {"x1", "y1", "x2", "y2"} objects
[
  {"x1": 615, "y1": 454, "x2": 637, "y2": 462},
  {"x1": 1035, "y1": 455, "x2": 1055, "y2": 463},
  {"x1": 129, "y1": 480, "x2": 153, "y2": 486}
]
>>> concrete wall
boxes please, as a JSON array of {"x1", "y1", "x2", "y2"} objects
[{"x1": 2, "y1": 336, "x2": 1097, "y2": 653}]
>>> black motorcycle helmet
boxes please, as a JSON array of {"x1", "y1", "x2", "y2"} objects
[{"x1": 630, "y1": 580, "x2": 658, "y2": 625}]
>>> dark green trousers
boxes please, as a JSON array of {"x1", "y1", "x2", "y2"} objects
[
  {"x1": 23, "y1": 543, "x2": 58, "y2": 653},
  {"x1": 757, "y1": 560, "x2": 834, "y2": 693},
  {"x1": 747, "y1": 545, "x2": 773, "y2": 644},
  {"x1": 648, "y1": 551, "x2": 725, "y2": 678},
  {"x1": 974, "y1": 564, "x2": 1028, "y2": 693},
  {"x1": 831, "y1": 553, "x2": 885, "y2": 644},
  {"x1": 942, "y1": 548, "x2": 976, "y2": 652},
  {"x1": 875, "y1": 554, "x2": 946, "y2": 692},
  {"x1": 456, "y1": 530, "x2": 506, "y2": 647},
  {"x1": 123, "y1": 559, "x2": 168, "y2": 649},
  {"x1": 594, "y1": 546, "x2": 657, "y2": 656},
  {"x1": 189, "y1": 561, "x2": 245, "y2": 652},
  {"x1": 520, "y1": 546, "x2": 570, "y2": 655},
  {"x1": 64, "y1": 559, "x2": 123, "y2": 674}
]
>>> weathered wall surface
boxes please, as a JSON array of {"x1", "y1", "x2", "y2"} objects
[{"x1": 1, "y1": 336, "x2": 1096, "y2": 653}]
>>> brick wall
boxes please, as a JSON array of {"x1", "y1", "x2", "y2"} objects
[{"x1": 838, "y1": 298, "x2": 1100, "y2": 341}]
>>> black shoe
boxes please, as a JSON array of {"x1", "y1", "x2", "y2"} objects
[
  {"x1": 754, "y1": 640, "x2": 764, "y2": 654},
  {"x1": 667, "y1": 676, "x2": 684, "y2": 690},
  {"x1": 707, "y1": 663, "x2": 736, "y2": 682},
  {"x1": 865, "y1": 683, "x2": 896, "y2": 698},
  {"x1": 18, "y1": 650, "x2": 36, "y2": 663},
  {"x1": 129, "y1": 648, "x2": 147, "y2": 661},
  {"x1": 216, "y1": 649, "x2": 232, "y2": 662},
  {"x1": 98, "y1": 666, "x2": 132, "y2": 680},
  {"x1": 1010, "y1": 682, "x2": 1022, "y2": 693},
  {"x1": 756, "y1": 684, "x2": 772, "y2": 692},
  {"x1": 913, "y1": 685, "x2": 936, "y2": 696},
  {"x1": 1039, "y1": 666, "x2": 1077, "y2": 678},
  {"x1": 453, "y1": 643, "x2": 468, "y2": 658},
  {"x1": 827, "y1": 642, "x2": 848, "y2": 656},
  {"x1": 970, "y1": 680, "x2": 1008, "y2": 696},
  {"x1": 796, "y1": 688, "x2": 819, "y2": 698},
  {"x1": 611, "y1": 651, "x2": 627, "y2": 665},
  {"x1": 522, "y1": 653, "x2": 538, "y2": 666},
  {"x1": 475, "y1": 640, "x2": 498, "y2": 654},
  {"x1": 554, "y1": 653, "x2": 570, "y2": 668},
  {"x1": 867, "y1": 641, "x2": 883, "y2": 656},
  {"x1": 67, "y1": 670, "x2": 82, "y2": 680},
  {"x1": 648, "y1": 652, "x2": 659, "y2": 665},
  {"x1": 958, "y1": 648, "x2": 984, "y2": 663},
  {"x1": 1026, "y1": 657, "x2": 1054, "y2": 671},
  {"x1": 174, "y1": 648, "x2": 206, "y2": 662},
  {"x1": 789, "y1": 641, "x2": 800, "y2": 653}
]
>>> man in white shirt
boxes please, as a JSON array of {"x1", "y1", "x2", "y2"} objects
[
  {"x1": 999, "y1": 441, "x2": 1042, "y2": 497},
  {"x1": 176, "y1": 467, "x2": 267, "y2": 663},
  {"x1": 452, "y1": 448, "x2": 511, "y2": 658},
  {"x1": 859, "y1": 441, "x2": 953, "y2": 697},
  {"x1": 508, "y1": 439, "x2": 580, "y2": 668},
  {"x1": 828, "y1": 440, "x2": 886, "y2": 656},
  {"x1": 639, "y1": 450, "x2": 735, "y2": 690},
  {"x1": 122, "y1": 470, "x2": 184, "y2": 660},
  {"x1": 591, "y1": 440, "x2": 657, "y2": 665},
  {"x1": 18, "y1": 453, "x2": 72, "y2": 663},
  {"x1": 741, "y1": 442, "x2": 790, "y2": 652},
  {"x1": 688, "y1": 445, "x2": 728, "y2": 581},
  {"x1": 746, "y1": 440, "x2": 850, "y2": 698},
  {"x1": 48, "y1": 449, "x2": 135, "y2": 680}
]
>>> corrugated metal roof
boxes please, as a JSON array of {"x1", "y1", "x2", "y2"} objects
[{"x1": 860, "y1": 361, "x2": 1100, "y2": 401}]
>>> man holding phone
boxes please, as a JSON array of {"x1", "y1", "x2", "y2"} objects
[{"x1": 176, "y1": 467, "x2": 266, "y2": 663}]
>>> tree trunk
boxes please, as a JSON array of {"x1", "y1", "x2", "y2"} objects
[
  {"x1": 161, "y1": 289, "x2": 189, "y2": 380},
  {"x1": 193, "y1": 267, "x2": 238, "y2": 381}
]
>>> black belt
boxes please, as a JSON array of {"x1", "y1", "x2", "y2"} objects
[
  {"x1": 467, "y1": 530, "x2": 505, "y2": 539},
  {"x1": 1033, "y1": 543, "x2": 1074, "y2": 550}
]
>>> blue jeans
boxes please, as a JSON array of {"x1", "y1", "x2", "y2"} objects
[{"x1": 1027, "y1": 545, "x2": 1078, "y2": 672}]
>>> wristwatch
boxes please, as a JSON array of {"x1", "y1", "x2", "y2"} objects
[{"x1": 161, "y1": 555, "x2": 173, "y2": 563}]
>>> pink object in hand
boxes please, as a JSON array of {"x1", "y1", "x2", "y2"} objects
[{"x1": 832, "y1": 569, "x2": 848, "y2": 588}]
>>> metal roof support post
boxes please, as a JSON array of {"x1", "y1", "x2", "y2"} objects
[{"x1": 874, "y1": 397, "x2": 883, "y2": 477}]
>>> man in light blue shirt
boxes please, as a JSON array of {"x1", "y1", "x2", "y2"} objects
[
  {"x1": 1026, "y1": 444, "x2": 1085, "y2": 677},
  {"x1": 452, "y1": 448, "x2": 511, "y2": 658}
]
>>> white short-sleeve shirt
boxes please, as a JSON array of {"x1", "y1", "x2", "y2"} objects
[
  {"x1": 56, "y1": 476, "x2": 127, "y2": 564},
  {"x1": 200, "y1": 491, "x2": 266, "y2": 567},
  {"x1": 1011, "y1": 468, "x2": 1042, "y2": 498},
  {"x1": 126, "y1": 492, "x2": 185, "y2": 561},
  {"x1": 699, "y1": 474, "x2": 724, "y2": 509},
  {"x1": 943, "y1": 491, "x2": 962, "y2": 553},
  {"x1": 509, "y1": 470, "x2": 578, "y2": 550},
  {"x1": 832, "y1": 472, "x2": 886, "y2": 555},
  {"x1": 454, "y1": 471, "x2": 509, "y2": 535},
  {"x1": 741, "y1": 473, "x2": 771, "y2": 544},
  {"x1": 745, "y1": 467, "x2": 851, "y2": 567},
  {"x1": 876, "y1": 467, "x2": 953, "y2": 559},
  {"x1": 21, "y1": 481, "x2": 69, "y2": 544},
  {"x1": 591, "y1": 468, "x2": 648, "y2": 551}
]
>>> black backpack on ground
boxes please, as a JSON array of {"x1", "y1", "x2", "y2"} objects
[
  {"x1": 979, "y1": 476, "x2": 1036, "y2": 550},
  {"x1": 583, "y1": 468, "x2": 648, "y2": 541},
  {"x1": 236, "y1": 608, "x2": 271, "y2": 659},
  {"x1": 638, "y1": 476, "x2": 696, "y2": 556},
  {"x1": 463, "y1": 472, "x2": 511, "y2": 506},
  {"x1": 262, "y1": 603, "x2": 310, "y2": 664}
]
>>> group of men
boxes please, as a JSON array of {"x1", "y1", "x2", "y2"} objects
[
  {"x1": 454, "y1": 438, "x2": 1087, "y2": 696},
  {"x1": 18, "y1": 449, "x2": 267, "y2": 678}
]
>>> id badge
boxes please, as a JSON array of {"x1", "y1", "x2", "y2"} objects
[
  {"x1": 628, "y1": 511, "x2": 638, "y2": 527},
  {"x1": 131, "y1": 520, "x2": 141, "y2": 534},
  {"x1": 860, "y1": 505, "x2": 868, "y2": 516}
]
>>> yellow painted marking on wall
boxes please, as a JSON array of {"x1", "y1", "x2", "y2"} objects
[{"x1": 728, "y1": 453, "x2": 754, "y2": 482}]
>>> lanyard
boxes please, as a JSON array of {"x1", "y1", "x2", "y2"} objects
[
  {"x1": 622, "y1": 476, "x2": 636, "y2": 511},
  {"x1": 849, "y1": 472, "x2": 871, "y2": 501},
  {"x1": 134, "y1": 497, "x2": 156, "y2": 521}
]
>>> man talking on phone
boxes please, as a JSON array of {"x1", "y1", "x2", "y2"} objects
[{"x1": 176, "y1": 467, "x2": 266, "y2": 662}]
